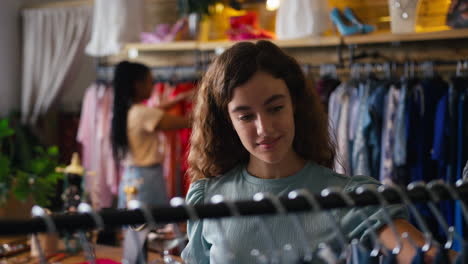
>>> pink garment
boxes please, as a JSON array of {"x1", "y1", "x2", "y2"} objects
[
  {"x1": 77, "y1": 84, "x2": 98, "y2": 195},
  {"x1": 77, "y1": 83, "x2": 121, "y2": 210},
  {"x1": 74, "y1": 259, "x2": 120, "y2": 264},
  {"x1": 140, "y1": 18, "x2": 187, "y2": 43}
]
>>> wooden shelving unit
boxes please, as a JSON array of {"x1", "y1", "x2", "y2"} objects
[
  {"x1": 124, "y1": 28, "x2": 468, "y2": 53},
  {"x1": 125, "y1": 41, "x2": 198, "y2": 52},
  {"x1": 343, "y1": 28, "x2": 468, "y2": 45}
]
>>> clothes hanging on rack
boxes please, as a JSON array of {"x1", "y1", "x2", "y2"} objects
[
  {"x1": 77, "y1": 82, "x2": 121, "y2": 210},
  {"x1": 147, "y1": 80, "x2": 196, "y2": 198},
  {"x1": 328, "y1": 75, "x2": 468, "y2": 187}
]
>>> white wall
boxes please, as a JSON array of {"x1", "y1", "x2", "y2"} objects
[{"x1": 0, "y1": 0, "x2": 96, "y2": 117}]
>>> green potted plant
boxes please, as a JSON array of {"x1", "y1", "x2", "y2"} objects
[{"x1": 0, "y1": 118, "x2": 63, "y2": 218}]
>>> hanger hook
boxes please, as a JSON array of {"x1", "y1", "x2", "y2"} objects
[
  {"x1": 213, "y1": 196, "x2": 268, "y2": 264},
  {"x1": 252, "y1": 193, "x2": 284, "y2": 264},
  {"x1": 209, "y1": 195, "x2": 237, "y2": 263},
  {"x1": 127, "y1": 200, "x2": 156, "y2": 230},
  {"x1": 382, "y1": 184, "x2": 433, "y2": 252},
  {"x1": 325, "y1": 187, "x2": 385, "y2": 257},
  {"x1": 355, "y1": 186, "x2": 403, "y2": 255},
  {"x1": 125, "y1": 200, "x2": 155, "y2": 264},
  {"x1": 431, "y1": 180, "x2": 468, "y2": 225},
  {"x1": 78, "y1": 202, "x2": 104, "y2": 230},
  {"x1": 170, "y1": 197, "x2": 212, "y2": 263},
  {"x1": 257, "y1": 192, "x2": 313, "y2": 262},
  {"x1": 290, "y1": 189, "x2": 348, "y2": 262},
  {"x1": 31, "y1": 205, "x2": 57, "y2": 264},
  {"x1": 319, "y1": 188, "x2": 351, "y2": 259},
  {"x1": 408, "y1": 182, "x2": 454, "y2": 249},
  {"x1": 77, "y1": 202, "x2": 103, "y2": 264},
  {"x1": 426, "y1": 181, "x2": 465, "y2": 249}
]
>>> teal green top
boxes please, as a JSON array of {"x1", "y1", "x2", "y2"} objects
[{"x1": 181, "y1": 162, "x2": 408, "y2": 264}]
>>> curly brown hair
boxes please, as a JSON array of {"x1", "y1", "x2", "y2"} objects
[{"x1": 188, "y1": 40, "x2": 335, "y2": 182}]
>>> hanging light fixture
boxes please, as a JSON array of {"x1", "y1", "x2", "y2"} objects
[{"x1": 266, "y1": 0, "x2": 280, "y2": 11}]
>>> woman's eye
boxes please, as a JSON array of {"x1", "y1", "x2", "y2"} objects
[
  {"x1": 239, "y1": 114, "x2": 254, "y2": 121},
  {"x1": 270, "y1": 106, "x2": 284, "y2": 113}
]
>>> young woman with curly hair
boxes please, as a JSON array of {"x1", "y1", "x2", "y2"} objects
[{"x1": 182, "y1": 41, "x2": 450, "y2": 264}]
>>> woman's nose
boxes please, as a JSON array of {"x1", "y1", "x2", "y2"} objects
[{"x1": 256, "y1": 115, "x2": 274, "y2": 136}]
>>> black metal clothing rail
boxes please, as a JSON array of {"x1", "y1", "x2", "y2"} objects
[{"x1": 1, "y1": 181, "x2": 468, "y2": 236}]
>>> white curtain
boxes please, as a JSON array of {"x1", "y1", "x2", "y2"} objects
[{"x1": 21, "y1": 6, "x2": 92, "y2": 124}]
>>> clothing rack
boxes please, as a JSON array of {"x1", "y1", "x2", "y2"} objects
[
  {"x1": 95, "y1": 64, "x2": 207, "y2": 83},
  {"x1": 1, "y1": 180, "x2": 468, "y2": 236}
]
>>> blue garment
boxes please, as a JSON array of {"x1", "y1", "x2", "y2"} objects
[
  {"x1": 382, "y1": 253, "x2": 397, "y2": 264},
  {"x1": 181, "y1": 162, "x2": 409, "y2": 264},
  {"x1": 408, "y1": 78, "x2": 448, "y2": 184},
  {"x1": 448, "y1": 82, "x2": 461, "y2": 248},
  {"x1": 347, "y1": 84, "x2": 361, "y2": 174},
  {"x1": 367, "y1": 82, "x2": 388, "y2": 179},
  {"x1": 411, "y1": 248, "x2": 425, "y2": 264},
  {"x1": 455, "y1": 91, "x2": 467, "y2": 251},
  {"x1": 380, "y1": 85, "x2": 400, "y2": 184},
  {"x1": 352, "y1": 82, "x2": 372, "y2": 177},
  {"x1": 406, "y1": 78, "x2": 448, "y2": 239},
  {"x1": 118, "y1": 164, "x2": 168, "y2": 209},
  {"x1": 432, "y1": 94, "x2": 449, "y2": 178},
  {"x1": 393, "y1": 82, "x2": 408, "y2": 166},
  {"x1": 431, "y1": 93, "x2": 454, "y2": 240}
]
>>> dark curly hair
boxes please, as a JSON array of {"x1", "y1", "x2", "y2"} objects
[{"x1": 188, "y1": 40, "x2": 335, "y2": 181}]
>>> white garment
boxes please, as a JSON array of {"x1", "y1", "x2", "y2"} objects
[
  {"x1": 21, "y1": 6, "x2": 92, "y2": 124},
  {"x1": 86, "y1": 0, "x2": 144, "y2": 56},
  {"x1": 275, "y1": 0, "x2": 330, "y2": 40}
]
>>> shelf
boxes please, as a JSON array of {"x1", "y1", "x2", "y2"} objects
[
  {"x1": 125, "y1": 41, "x2": 197, "y2": 52},
  {"x1": 124, "y1": 29, "x2": 468, "y2": 53},
  {"x1": 343, "y1": 28, "x2": 468, "y2": 45},
  {"x1": 197, "y1": 36, "x2": 342, "y2": 51}
]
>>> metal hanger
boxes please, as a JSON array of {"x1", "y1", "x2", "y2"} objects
[
  {"x1": 209, "y1": 195, "x2": 236, "y2": 264},
  {"x1": 77, "y1": 202, "x2": 103, "y2": 264},
  {"x1": 424, "y1": 181, "x2": 465, "y2": 249},
  {"x1": 256, "y1": 192, "x2": 313, "y2": 263},
  {"x1": 409, "y1": 182, "x2": 455, "y2": 248},
  {"x1": 289, "y1": 189, "x2": 349, "y2": 261},
  {"x1": 324, "y1": 187, "x2": 384, "y2": 258},
  {"x1": 252, "y1": 192, "x2": 283, "y2": 264},
  {"x1": 429, "y1": 180, "x2": 468, "y2": 228},
  {"x1": 214, "y1": 195, "x2": 270, "y2": 264},
  {"x1": 382, "y1": 184, "x2": 433, "y2": 252},
  {"x1": 355, "y1": 185, "x2": 403, "y2": 255},
  {"x1": 169, "y1": 197, "x2": 210, "y2": 264},
  {"x1": 31, "y1": 205, "x2": 57, "y2": 264},
  {"x1": 126, "y1": 199, "x2": 152, "y2": 264},
  {"x1": 167, "y1": 198, "x2": 189, "y2": 254}
]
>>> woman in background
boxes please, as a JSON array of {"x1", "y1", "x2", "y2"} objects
[{"x1": 111, "y1": 61, "x2": 191, "y2": 264}]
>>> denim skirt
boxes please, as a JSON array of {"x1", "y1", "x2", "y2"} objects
[{"x1": 118, "y1": 164, "x2": 168, "y2": 209}]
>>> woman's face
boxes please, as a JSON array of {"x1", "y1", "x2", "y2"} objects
[{"x1": 227, "y1": 71, "x2": 296, "y2": 165}]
